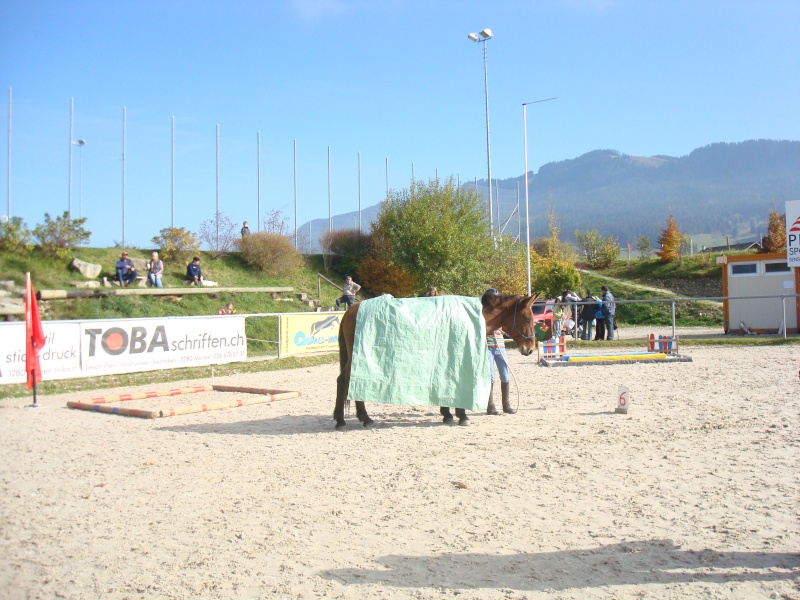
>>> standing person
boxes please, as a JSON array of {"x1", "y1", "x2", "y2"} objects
[
  {"x1": 594, "y1": 295, "x2": 605, "y2": 341},
  {"x1": 601, "y1": 285, "x2": 616, "y2": 340},
  {"x1": 563, "y1": 289, "x2": 580, "y2": 338},
  {"x1": 483, "y1": 288, "x2": 515, "y2": 415},
  {"x1": 580, "y1": 290, "x2": 596, "y2": 341},
  {"x1": 240, "y1": 221, "x2": 251, "y2": 238},
  {"x1": 146, "y1": 252, "x2": 164, "y2": 288},
  {"x1": 185, "y1": 256, "x2": 204, "y2": 285},
  {"x1": 335, "y1": 276, "x2": 361, "y2": 310},
  {"x1": 115, "y1": 251, "x2": 137, "y2": 286},
  {"x1": 552, "y1": 295, "x2": 564, "y2": 339}
]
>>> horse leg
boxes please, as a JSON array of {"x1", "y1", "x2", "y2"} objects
[
  {"x1": 355, "y1": 401, "x2": 374, "y2": 428},
  {"x1": 334, "y1": 371, "x2": 348, "y2": 429},
  {"x1": 440, "y1": 406, "x2": 454, "y2": 424},
  {"x1": 455, "y1": 408, "x2": 470, "y2": 426}
]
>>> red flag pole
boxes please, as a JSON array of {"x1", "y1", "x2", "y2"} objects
[{"x1": 25, "y1": 272, "x2": 46, "y2": 407}]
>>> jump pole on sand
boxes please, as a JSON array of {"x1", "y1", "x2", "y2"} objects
[
  {"x1": 159, "y1": 391, "x2": 301, "y2": 417},
  {"x1": 66, "y1": 402, "x2": 160, "y2": 419},
  {"x1": 87, "y1": 385, "x2": 213, "y2": 404},
  {"x1": 67, "y1": 385, "x2": 302, "y2": 419}
]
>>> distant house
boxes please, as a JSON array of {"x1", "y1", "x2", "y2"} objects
[
  {"x1": 721, "y1": 252, "x2": 797, "y2": 334},
  {"x1": 701, "y1": 240, "x2": 762, "y2": 253}
]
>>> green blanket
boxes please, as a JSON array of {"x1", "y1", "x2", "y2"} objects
[{"x1": 348, "y1": 295, "x2": 490, "y2": 411}]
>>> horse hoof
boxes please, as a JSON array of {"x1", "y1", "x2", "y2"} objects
[
  {"x1": 442, "y1": 416, "x2": 455, "y2": 425},
  {"x1": 458, "y1": 417, "x2": 470, "y2": 426},
  {"x1": 362, "y1": 418, "x2": 374, "y2": 428},
  {"x1": 334, "y1": 421, "x2": 346, "y2": 430}
]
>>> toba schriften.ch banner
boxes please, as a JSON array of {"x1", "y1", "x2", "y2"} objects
[{"x1": 0, "y1": 315, "x2": 247, "y2": 384}]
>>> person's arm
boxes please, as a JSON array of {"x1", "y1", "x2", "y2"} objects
[
  {"x1": 155, "y1": 261, "x2": 164, "y2": 276},
  {"x1": 353, "y1": 282, "x2": 361, "y2": 294}
]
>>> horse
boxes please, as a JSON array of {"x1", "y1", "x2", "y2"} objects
[{"x1": 333, "y1": 292, "x2": 540, "y2": 429}]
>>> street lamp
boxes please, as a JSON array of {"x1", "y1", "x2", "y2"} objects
[
  {"x1": 523, "y1": 97, "x2": 557, "y2": 296},
  {"x1": 467, "y1": 28, "x2": 494, "y2": 236}
]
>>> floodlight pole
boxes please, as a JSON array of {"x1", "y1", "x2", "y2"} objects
[
  {"x1": 523, "y1": 97, "x2": 557, "y2": 296},
  {"x1": 468, "y1": 29, "x2": 494, "y2": 237}
]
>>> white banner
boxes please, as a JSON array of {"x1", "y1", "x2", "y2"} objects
[
  {"x1": 0, "y1": 316, "x2": 247, "y2": 385},
  {"x1": 786, "y1": 200, "x2": 800, "y2": 267},
  {"x1": 79, "y1": 316, "x2": 247, "y2": 376},
  {"x1": 0, "y1": 322, "x2": 83, "y2": 384}
]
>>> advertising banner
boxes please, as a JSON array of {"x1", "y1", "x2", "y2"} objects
[
  {"x1": 0, "y1": 321, "x2": 82, "y2": 384},
  {"x1": 279, "y1": 313, "x2": 340, "y2": 357},
  {"x1": 79, "y1": 316, "x2": 247, "y2": 376},
  {"x1": 786, "y1": 200, "x2": 800, "y2": 267}
]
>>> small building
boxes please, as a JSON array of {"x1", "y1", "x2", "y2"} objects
[{"x1": 721, "y1": 252, "x2": 798, "y2": 334}]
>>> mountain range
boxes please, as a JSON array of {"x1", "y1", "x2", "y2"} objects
[{"x1": 300, "y1": 139, "x2": 800, "y2": 252}]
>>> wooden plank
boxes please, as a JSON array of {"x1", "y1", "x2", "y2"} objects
[{"x1": 38, "y1": 286, "x2": 294, "y2": 300}]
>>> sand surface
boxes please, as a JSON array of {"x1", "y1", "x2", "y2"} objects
[{"x1": 1, "y1": 345, "x2": 798, "y2": 599}]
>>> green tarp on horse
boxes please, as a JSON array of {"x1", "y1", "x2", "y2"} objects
[{"x1": 347, "y1": 295, "x2": 490, "y2": 411}]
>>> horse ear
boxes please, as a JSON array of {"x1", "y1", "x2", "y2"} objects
[{"x1": 520, "y1": 293, "x2": 539, "y2": 310}]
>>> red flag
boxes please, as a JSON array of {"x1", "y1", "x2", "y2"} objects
[{"x1": 25, "y1": 273, "x2": 47, "y2": 390}]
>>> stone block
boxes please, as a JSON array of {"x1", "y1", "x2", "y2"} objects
[{"x1": 69, "y1": 257, "x2": 102, "y2": 279}]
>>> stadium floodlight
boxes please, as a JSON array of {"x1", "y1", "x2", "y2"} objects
[{"x1": 467, "y1": 28, "x2": 494, "y2": 237}]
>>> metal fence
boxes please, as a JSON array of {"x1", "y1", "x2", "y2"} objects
[{"x1": 553, "y1": 293, "x2": 799, "y2": 341}]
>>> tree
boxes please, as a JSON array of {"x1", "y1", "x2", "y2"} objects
[
  {"x1": 32, "y1": 211, "x2": 90, "y2": 258},
  {"x1": 574, "y1": 229, "x2": 620, "y2": 268},
  {"x1": 762, "y1": 210, "x2": 786, "y2": 254},
  {"x1": 636, "y1": 234, "x2": 653, "y2": 260},
  {"x1": 490, "y1": 235, "x2": 528, "y2": 295},
  {"x1": 529, "y1": 253, "x2": 581, "y2": 299},
  {"x1": 656, "y1": 215, "x2": 683, "y2": 263},
  {"x1": 198, "y1": 212, "x2": 239, "y2": 259},
  {"x1": 366, "y1": 177, "x2": 494, "y2": 296},
  {"x1": 545, "y1": 207, "x2": 575, "y2": 263},
  {"x1": 151, "y1": 227, "x2": 200, "y2": 262}
]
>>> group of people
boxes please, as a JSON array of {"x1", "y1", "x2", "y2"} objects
[
  {"x1": 553, "y1": 286, "x2": 616, "y2": 341},
  {"x1": 113, "y1": 251, "x2": 206, "y2": 287}
]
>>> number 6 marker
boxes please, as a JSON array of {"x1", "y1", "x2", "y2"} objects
[{"x1": 616, "y1": 386, "x2": 631, "y2": 414}]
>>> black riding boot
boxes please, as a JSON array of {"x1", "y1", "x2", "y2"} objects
[
  {"x1": 501, "y1": 381, "x2": 515, "y2": 414},
  {"x1": 486, "y1": 383, "x2": 499, "y2": 415}
]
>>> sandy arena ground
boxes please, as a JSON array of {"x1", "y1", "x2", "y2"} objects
[{"x1": 1, "y1": 344, "x2": 798, "y2": 599}]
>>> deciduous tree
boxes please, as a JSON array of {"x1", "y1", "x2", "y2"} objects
[
  {"x1": 762, "y1": 210, "x2": 786, "y2": 254},
  {"x1": 656, "y1": 215, "x2": 683, "y2": 263}
]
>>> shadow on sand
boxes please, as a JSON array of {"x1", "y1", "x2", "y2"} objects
[{"x1": 318, "y1": 539, "x2": 799, "y2": 592}]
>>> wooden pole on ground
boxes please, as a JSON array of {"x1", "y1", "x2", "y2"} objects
[
  {"x1": 160, "y1": 391, "x2": 301, "y2": 417},
  {"x1": 86, "y1": 384, "x2": 213, "y2": 404},
  {"x1": 66, "y1": 401, "x2": 159, "y2": 419}
]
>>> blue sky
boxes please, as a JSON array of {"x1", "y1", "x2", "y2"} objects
[{"x1": 1, "y1": 0, "x2": 798, "y2": 249}]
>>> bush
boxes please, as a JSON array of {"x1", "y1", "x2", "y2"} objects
[
  {"x1": 241, "y1": 232, "x2": 304, "y2": 276},
  {"x1": 152, "y1": 227, "x2": 200, "y2": 263},
  {"x1": 0, "y1": 216, "x2": 33, "y2": 253},
  {"x1": 32, "y1": 211, "x2": 90, "y2": 258},
  {"x1": 490, "y1": 235, "x2": 528, "y2": 295},
  {"x1": 321, "y1": 228, "x2": 370, "y2": 276},
  {"x1": 358, "y1": 255, "x2": 418, "y2": 297}
]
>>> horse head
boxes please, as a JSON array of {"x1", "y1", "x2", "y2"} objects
[{"x1": 481, "y1": 291, "x2": 540, "y2": 357}]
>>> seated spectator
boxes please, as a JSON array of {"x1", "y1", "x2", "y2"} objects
[
  {"x1": 186, "y1": 256, "x2": 204, "y2": 285},
  {"x1": 146, "y1": 252, "x2": 164, "y2": 288},
  {"x1": 115, "y1": 251, "x2": 137, "y2": 286},
  {"x1": 426, "y1": 287, "x2": 439, "y2": 297},
  {"x1": 334, "y1": 276, "x2": 361, "y2": 310},
  {"x1": 217, "y1": 303, "x2": 236, "y2": 315}
]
